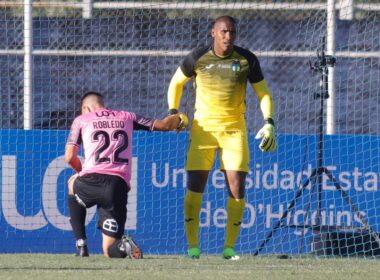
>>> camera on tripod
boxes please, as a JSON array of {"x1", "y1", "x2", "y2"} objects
[
  {"x1": 309, "y1": 45, "x2": 336, "y2": 100},
  {"x1": 324, "y1": 55, "x2": 336, "y2": 67},
  {"x1": 254, "y1": 36, "x2": 380, "y2": 257},
  {"x1": 309, "y1": 53, "x2": 336, "y2": 72}
]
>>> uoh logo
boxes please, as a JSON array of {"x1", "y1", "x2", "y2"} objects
[{"x1": 1, "y1": 155, "x2": 137, "y2": 231}]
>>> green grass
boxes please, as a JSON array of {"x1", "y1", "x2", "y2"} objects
[{"x1": 0, "y1": 254, "x2": 379, "y2": 280}]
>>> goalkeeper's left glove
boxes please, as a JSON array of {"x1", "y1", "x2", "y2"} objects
[{"x1": 255, "y1": 118, "x2": 277, "y2": 152}]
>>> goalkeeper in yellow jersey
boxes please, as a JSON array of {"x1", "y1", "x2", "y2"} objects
[{"x1": 167, "y1": 15, "x2": 276, "y2": 260}]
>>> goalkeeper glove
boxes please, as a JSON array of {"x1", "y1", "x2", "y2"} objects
[
  {"x1": 177, "y1": 113, "x2": 189, "y2": 130},
  {"x1": 255, "y1": 118, "x2": 277, "y2": 152},
  {"x1": 168, "y1": 109, "x2": 188, "y2": 130}
]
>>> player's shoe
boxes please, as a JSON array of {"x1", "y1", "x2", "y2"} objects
[
  {"x1": 222, "y1": 248, "x2": 240, "y2": 260},
  {"x1": 187, "y1": 247, "x2": 200, "y2": 259},
  {"x1": 75, "y1": 239, "x2": 89, "y2": 257},
  {"x1": 121, "y1": 235, "x2": 143, "y2": 259}
]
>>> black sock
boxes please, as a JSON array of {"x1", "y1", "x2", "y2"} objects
[
  {"x1": 108, "y1": 240, "x2": 127, "y2": 258},
  {"x1": 68, "y1": 195, "x2": 87, "y2": 240}
]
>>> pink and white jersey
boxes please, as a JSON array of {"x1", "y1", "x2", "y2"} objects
[{"x1": 66, "y1": 108, "x2": 155, "y2": 187}]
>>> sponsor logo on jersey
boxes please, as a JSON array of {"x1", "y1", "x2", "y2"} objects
[{"x1": 204, "y1": 64, "x2": 215, "y2": 70}]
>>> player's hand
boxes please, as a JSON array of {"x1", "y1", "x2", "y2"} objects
[
  {"x1": 67, "y1": 173, "x2": 80, "y2": 195},
  {"x1": 68, "y1": 173, "x2": 79, "y2": 184},
  {"x1": 255, "y1": 123, "x2": 276, "y2": 152},
  {"x1": 177, "y1": 113, "x2": 189, "y2": 131}
]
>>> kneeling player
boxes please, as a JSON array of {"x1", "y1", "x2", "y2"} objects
[{"x1": 65, "y1": 91, "x2": 188, "y2": 257}]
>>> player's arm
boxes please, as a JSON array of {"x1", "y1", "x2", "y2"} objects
[
  {"x1": 252, "y1": 80, "x2": 277, "y2": 151},
  {"x1": 65, "y1": 144, "x2": 82, "y2": 173},
  {"x1": 153, "y1": 113, "x2": 189, "y2": 131},
  {"x1": 252, "y1": 79, "x2": 274, "y2": 121},
  {"x1": 167, "y1": 67, "x2": 191, "y2": 115},
  {"x1": 65, "y1": 118, "x2": 83, "y2": 172}
]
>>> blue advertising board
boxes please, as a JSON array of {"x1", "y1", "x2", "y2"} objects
[{"x1": 0, "y1": 130, "x2": 379, "y2": 254}]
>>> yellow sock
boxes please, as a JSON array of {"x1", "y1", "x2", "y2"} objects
[
  {"x1": 225, "y1": 197, "x2": 245, "y2": 248},
  {"x1": 184, "y1": 190, "x2": 203, "y2": 248}
]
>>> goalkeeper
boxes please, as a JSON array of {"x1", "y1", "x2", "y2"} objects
[
  {"x1": 65, "y1": 91, "x2": 187, "y2": 258},
  {"x1": 167, "y1": 15, "x2": 276, "y2": 260}
]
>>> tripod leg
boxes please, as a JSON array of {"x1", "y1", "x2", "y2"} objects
[
  {"x1": 323, "y1": 168, "x2": 380, "y2": 247},
  {"x1": 253, "y1": 169, "x2": 318, "y2": 255}
]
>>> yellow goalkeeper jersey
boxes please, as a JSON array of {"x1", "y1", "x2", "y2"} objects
[{"x1": 180, "y1": 45, "x2": 264, "y2": 130}]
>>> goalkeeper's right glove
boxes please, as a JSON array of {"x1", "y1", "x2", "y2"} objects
[
  {"x1": 255, "y1": 118, "x2": 277, "y2": 152},
  {"x1": 177, "y1": 113, "x2": 189, "y2": 130},
  {"x1": 168, "y1": 108, "x2": 188, "y2": 130}
]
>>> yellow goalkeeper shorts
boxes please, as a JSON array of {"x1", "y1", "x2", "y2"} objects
[{"x1": 186, "y1": 123, "x2": 249, "y2": 172}]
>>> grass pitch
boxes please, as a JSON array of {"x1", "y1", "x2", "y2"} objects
[{"x1": 0, "y1": 254, "x2": 379, "y2": 280}]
